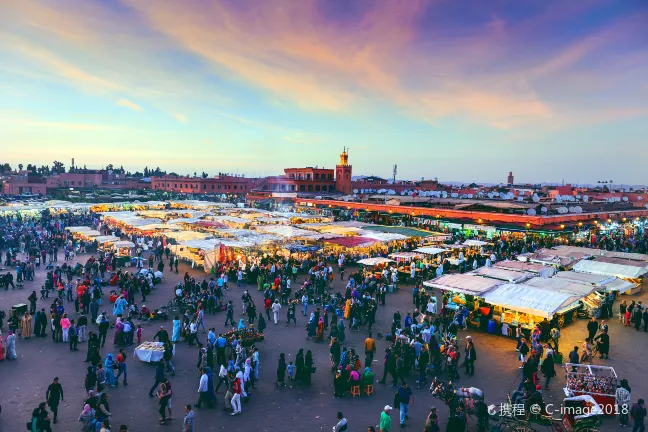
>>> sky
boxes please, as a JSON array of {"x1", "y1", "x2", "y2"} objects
[{"x1": 1, "y1": 0, "x2": 647, "y2": 184}]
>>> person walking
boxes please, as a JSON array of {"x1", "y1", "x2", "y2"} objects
[
  {"x1": 464, "y1": 336, "x2": 476, "y2": 376},
  {"x1": 183, "y1": 405, "x2": 195, "y2": 432},
  {"x1": 541, "y1": 350, "x2": 556, "y2": 390},
  {"x1": 149, "y1": 359, "x2": 166, "y2": 397},
  {"x1": 380, "y1": 405, "x2": 393, "y2": 432},
  {"x1": 46, "y1": 377, "x2": 64, "y2": 424},
  {"x1": 397, "y1": 383, "x2": 413, "y2": 428},
  {"x1": 616, "y1": 379, "x2": 632, "y2": 427},
  {"x1": 115, "y1": 349, "x2": 128, "y2": 385},
  {"x1": 333, "y1": 411, "x2": 348, "y2": 432},
  {"x1": 271, "y1": 300, "x2": 281, "y2": 325},
  {"x1": 364, "y1": 332, "x2": 376, "y2": 368},
  {"x1": 631, "y1": 399, "x2": 646, "y2": 432},
  {"x1": 231, "y1": 374, "x2": 243, "y2": 416},
  {"x1": 195, "y1": 368, "x2": 212, "y2": 408}
]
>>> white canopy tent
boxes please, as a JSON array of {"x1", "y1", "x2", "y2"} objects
[
  {"x1": 414, "y1": 246, "x2": 448, "y2": 255},
  {"x1": 423, "y1": 274, "x2": 501, "y2": 296},
  {"x1": 113, "y1": 240, "x2": 135, "y2": 248},
  {"x1": 554, "y1": 245, "x2": 648, "y2": 262},
  {"x1": 481, "y1": 283, "x2": 582, "y2": 319},
  {"x1": 469, "y1": 267, "x2": 533, "y2": 283},
  {"x1": 573, "y1": 260, "x2": 648, "y2": 280},
  {"x1": 66, "y1": 226, "x2": 92, "y2": 233},
  {"x1": 553, "y1": 271, "x2": 635, "y2": 294},
  {"x1": 95, "y1": 235, "x2": 120, "y2": 244},
  {"x1": 357, "y1": 257, "x2": 395, "y2": 266},
  {"x1": 388, "y1": 252, "x2": 423, "y2": 260}
]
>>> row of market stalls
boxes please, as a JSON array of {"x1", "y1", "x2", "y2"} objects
[{"x1": 424, "y1": 254, "x2": 643, "y2": 336}]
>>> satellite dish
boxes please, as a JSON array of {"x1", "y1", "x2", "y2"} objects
[
  {"x1": 583, "y1": 195, "x2": 589, "y2": 202},
  {"x1": 518, "y1": 197, "x2": 523, "y2": 202},
  {"x1": 541, "y1": 207, "x2": 548, "y2": 213},
  {"x1": 575, "y1": 206, "x2": 582, "y2": 213},
  {"x1": 451, "y1": 193, "x2": 458, "y2": 198},
  {"x1": 623, "y1": 196, "x2": 629, "y2": 202},
  {"x1": 568, "y1": 206, "x2": 575, "y2": 213},
  {"x1": 555, "y1": 195, "x2": 562, "y2": 203},
  {"x1": 638, "y1": 196, "x2": 643, "y2": 201},
  {"x1": 467, "y1": 193, "x2": 473, "y2": 199},
  {"x1": 528, "y1": 209, "x2": 536, "y2": 216},
  {"x1": 353, "y1": 189, "x2": 358, "y2": 194}
]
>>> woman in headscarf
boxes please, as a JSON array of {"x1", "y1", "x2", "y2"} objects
[
  {"x1": 337, "y1": 319, "x2": 346, "y2": 344},
  {"x1": 304, "y1": 350, "x2": 314, "y2": 385},
  {"x1": 295, "y1": 349, "x2": 305, "y2": 383},
  {"x1": 78, "y1": 404, "x2": 95, "y2": 432},
  {"x1": 171, "y1": 315, "x2": 181, "y2": 343},
  {"x1": 104, "y1": 353, "x2": 116, "y2": 387},
  {"x1": 307, "y1": 313, "x2": 316, "y2": 338},
  {"x1": 276, "y1": 353, "x2": 287, "y2": 387},
  {"x1": 113, "y1": 317, "x2": 124, "y2": 346},
  {"x1": 21, "y1": 312, "x2": 33, "y2": 339},
  {"x1": 316, "y1": 317, "x2": 325, "y2": 341},
  {"x1": 257, "y1": 313, "x2": 266, "y2": 334},
  {"x1": 329, "y1": 319, "x2": 338, "y2": 340},
  {"x1": 204, "y1": 366, "x2": 217, "y2": 404},
  {"x1": 4, "y1": 330, "x2": 17, "y2": 360},
  {"x1": 237, "y1": 318, "x2": 246, "y2": 330},
  {"x1": 333, "y1": 368, "x2": 345, "y2": 397},
  {"x1": 329, "y1": 337, "x2": 340, "y2": 370}
]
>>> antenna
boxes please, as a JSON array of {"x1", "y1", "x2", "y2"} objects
[{"x1": 392, "y1": 164, "x2": 397, "y2": 183}]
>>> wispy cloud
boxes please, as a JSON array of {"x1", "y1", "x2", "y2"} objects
[
  {"x1": 12, "y1": 119, "x2": 120, "y2": 131},
  {"x1": 117, "y1": 98, "x2": 143, "y2": 112},
  {"x1": 282, "y1": 136, "x2": 322, "y2": 145},
  {"x1": 172, "y1": 113, "x2": 187, "y2": 123}
]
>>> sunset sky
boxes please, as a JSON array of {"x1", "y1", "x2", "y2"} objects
[{"x1": 1, "y1": 0, "x2": 647, "y2": 184}]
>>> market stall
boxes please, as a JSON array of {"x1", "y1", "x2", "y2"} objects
[
  {"x1": 111, "y1": 241, "x2": 135, "y2": 266},
  {"x1": 424, "y1": 274, "x2": 501, "y2": 311},
  {"x1": 481, "y1": 282, "x2": 583, "y2": 333},
  {"x1": 564, "y1": 363, "x2": 617, "y2": 414},
  {"x1": 134, "y1": 341, "x2": 171, "y2": 362},
  {"x1": 573, "y1": 259, "x2": 646, "y2": 294}
]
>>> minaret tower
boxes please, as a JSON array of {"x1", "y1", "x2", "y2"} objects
[{"x1": 335, "y1": 147, "x2": 353, "y2": 194}]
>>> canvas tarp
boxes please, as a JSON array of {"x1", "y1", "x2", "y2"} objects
[
  {"x1": 553, "y1": 271, "x2": 635, "y2": 294},
  {"x1": 523, "y1": 276, "x2": 598, "y2": 297},
  {"x1": 573, "y1": 260, "x2": 648, "y2": 279},
  {"x1": 481, "y1": 283, "x2": 582, "y2": 319},
  {"x1": 423, "y1": 274, "x2": 501, "y2": 296},
  {"x1": 95, "y1": 235, "x2": 120, "y2": 244},
  {"x1": 469, "y1": 267, "x2": 532, "y2": 283},
  {"x1": 357, "y1": 257, "x2": 395, "y2": 266},
  {"x1": 389, "y1": 252, "x2": 423, "y2": 260},
  {"x1": 324, "y1": 237, "x2": 378, "y2": 248},
  {"x1": 414, "y1": 246, "x2": 448, "y2": 255},
  {"x1": 554, "y1": 245, "x2": 648, "y2": 262},
  {"x1": 494, "y1": 260, "x2": 556, "y2": 277},
  {"x1": 362, "y1": 225, "x2": 435, "y2": 238},
  {"x1": 463, "y1": 239, "x2": 489, "y2": 247},
  {"x1": 66, "y1": 226, "x2": 91, "y2": 232}
]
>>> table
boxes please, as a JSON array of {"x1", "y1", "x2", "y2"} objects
[
  {"x1": 134, "y1": 342, "x2": 173, "y2": 362},
  {"x1": 447, "y1": 258, "x2": 465, "y2": 266}
]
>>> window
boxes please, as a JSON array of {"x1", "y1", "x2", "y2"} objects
[
  {"x1": 289, "y1": 173, "x2": 295, "y2": 179},
  {"x1": 218, "y1": 185, "x2": 221, "y2": 189},
  {"x1": 291, "y1": 185, "x2": 296, "y2": 191},
  {"x1": 315, "y1": 185, "x2": 320, "y2": 191},
  {"x1": 308, "y1": 185, "x2": 313, "y2": 192},
  {"x1": 203, "y1": 184, "x2": 207, "y2": 190},
  {"x1": 314, "y1": 173, "x2": 319, "y2": 180},
  {"x1": 329, "y1": 185, "x2": 335, "y2": 191},
  {"x1": 328, "y1": 174, "x2": 333, "y2": 180},
  {"x1": 306, "y1": 173, "x2": 312, "y2": 180},
  {"x1": 281, "y1": 184, "x2": 286, "y2": 191},
  {"x1": 174, "y1": 184, "x2": 177, "y2": 188},
  {"x1": 185, "y1": 184, "x2": 188, "y2": 188},
  {"x1": 166, "y1": 183, "x2": 169, "y2": 187},
  {"x1": 211, "y1": 185, "x2": 214, "y2": 189},
  {"x1": 299, "y1": 185, "x2": 306, "y2": 192},
  {"x1": 234, "y1": 185, "x2": 237, "y2": 190}
]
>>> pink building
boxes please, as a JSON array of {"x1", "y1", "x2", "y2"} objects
[{"x1": 46, "y1": 173, "x2": 103, "y2": 189}]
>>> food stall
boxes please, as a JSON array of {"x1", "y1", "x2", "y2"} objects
[
  {"x1": 481, "y1": 282, "x2": 583, "y2": 337},
  {"x1": 573, "y1": 259, "x2": 647, "y2": 294},
  {"x1": 111, "y1": 241, "x2": 135, "y2": 266},
  {"x1": 424, "y1": 274, "x2": 501, "y2": 308},
  {"x1": 564, "y1": 363, "x2": 617, "y2": 414},
  {"x1": 523, "y1": 276, "x2": 600, "y2": 320},
  {"x1": 134, "y1": 341, "x2": 173, "y2": 362}
]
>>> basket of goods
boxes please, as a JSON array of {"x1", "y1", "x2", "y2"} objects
[
  {"x1": 136, "y1": 342, "x2": 165, "y2": 352},
  {"x1": 225, "y1": 329, "x2": 265, "y2": 346}
]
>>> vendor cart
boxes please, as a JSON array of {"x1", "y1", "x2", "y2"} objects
[
  {"x1": 527, "y1": 395, "x2": 603, "y2": 432},
  {"x1": 564, "y1": 363, "x2": 617, "y2": 416}
]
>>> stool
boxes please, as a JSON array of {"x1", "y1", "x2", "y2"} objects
[
  {"x1": 364, "y1": 384, "x2": 374, "y2": 396},
  {"x1": 350, "y1": 385, "x2": 361, "y2": 397}
]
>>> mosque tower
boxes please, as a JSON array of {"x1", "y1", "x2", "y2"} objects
[{"x1": 335, "y1": 147, "x2": 352, "y2": 195}]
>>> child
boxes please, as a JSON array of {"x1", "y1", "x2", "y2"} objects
[
  {"x1": 136, "y1": 325, "x2": 143, "y2": 344},
  {"x1": 287, "y1": 361, "x2": 296, "y2": 380}
]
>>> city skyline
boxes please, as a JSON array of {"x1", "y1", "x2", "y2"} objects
[{"x1": 1, "y1": 0, "x2": 647, "y2": 183}]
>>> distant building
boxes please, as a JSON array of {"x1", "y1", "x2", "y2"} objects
[
  {"x1": 151, "y1": 174, "x2": 254, "y2": 194},
  {"x1": 507, "y1": 171, "x2": 514, "y2": 186}
]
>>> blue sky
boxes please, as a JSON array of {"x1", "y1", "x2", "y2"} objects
[{"x1": 1, "y1": 0, "x2": 647, "y2": 183}]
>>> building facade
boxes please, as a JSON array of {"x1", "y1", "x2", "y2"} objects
[{"x1": 150, "y1": 174, "x2": 254, "y2": 194}]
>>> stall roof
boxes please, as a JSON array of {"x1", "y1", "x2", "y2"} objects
[
  {"x1": 389, "y1": 252, "x2": 423, "y2": 260},
  {"x1": 363, "y1": 225, "x2": 434, "y2": 237},
  {"x1": 553, "y1": 271, "x2": 635, "y2": 294},
  {"x1": 554, "y1": 245, "x2": 648, "y2": 262},
  {"x1": 414, "y1": 246, "x2": 449, "y2": 255},
  {"x1": 94, "y1": 235, "x2": 120, "y2": 244},
  {"x1": 524, "y1": 277, "x2": 598, "y2": 297},
  {"x1": 573, "y1": 260, "x2": 648, "y2": 279},
  {"x1": 66, "y1": 226, "x2": 91, "y2": 232},
  {"x1": 113, "y1": 240, "x2": 135, "y2": 248},
  {"x1": 355, "y1": 229, "x2": 409, "y2": 242},
  {"x1": 481, "y1": 283, "x2": 582, "y2": 319},
  {"x1": 593, "y1": 256, "x2": 648, "y2": 269},
  {"x1": 357, "y1": 257, "x2": 395, "y2": 266},
  {"x1": 255, "y1": 225, "x2": 330, "y2": 239},
  {"x1": 469, "y1": 267, "x2": 532, "y2": 283},
  {"x1": 463, "y1": 239, "x2": 490, "y2": 247},
  {"x1": 82, "y1": 230, "x2": 102, "y2": 237},
  {"x1": 324, "y1": 237, "x2": 378, "y2": 248},
  {"x1": 423, "y1": 274, "x2": 501, "y2": 296},
  {"x1": 164, "y1": 231, "x2": 213, "y2": 242},
  {"x1": 494, "y1": 260, "x2": 557, "y2": 277}
]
